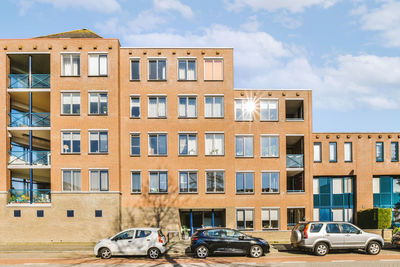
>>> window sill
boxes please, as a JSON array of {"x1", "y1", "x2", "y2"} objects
[
  {"x1": 287, "y1": 191, "x2": 305, "y2": 194},
  {"x1": 285, "y1": 119, "x2": 304, "y2": 122},
  {"x1": 178, "y1": 117, "x2": 198, "y2": 119},
  {"x1": 88, "y1": 75, "x2": 108, "y2": 77},
  {"x1": 204, "y1": 117, "x2": 225, "y2": 119},
  {"x1": 88, "y1": 114, "x2": 108, "y2": 116},
  {"x1": 235, "y1": 120, "x2": 254, "y2": 122},
  {"x1": 178, "y1": 154, "x2": 198, "y2": 157},
  {"x1": 204, "y1": 80, "x2": 224, "y2": 82},
  {"x1": 60, "y1": 113, "x2": 81, "y2": 116},
  {"x1": 314, "y1": 161, "x2": 322, "y2": 163},
  {"x1": 88, "y1": 152, "x2": 109, "y2": 155},
  {"x1": 147, "y1": 79, "x2": 167, "y2": 82},
  {"x1": 61, "y1": 153, "x2": 81, "y2": 155},
  {"x1": 205, "y1": 154, "x2": 225, "y2": 157},
  {"x1": 130, "y1": 79, "x2": 140, "y2": 82},
  {"x1": 205, "y1": 192, "x2": 225, "y2": 194},
  {"x1": 61, "y1": 75, "x2": 81, "y2": 78},
  {"x1": 130, "y1": 117, "x2": 141, "y2": 119},
  {"x1": 178, "y1": 79, "x2": 197, "y2": 82},
  {"x1": 261, "y1": 192, "x2": 280, "y2": 194},
  {"x1": 148, "y1": 154, "x2": 168, "y2": 157},
  {"x1": 149, "y1": 192, "x2": 168, "y2": 194},
  {"x1": 130, "y1": 192, "x2": 142, "y2": 194},
  {"x1": 260, "y1": 156, "x2": 280, "y2": 158},
  {"x1": 179, "y1": 192, "x2": 198, "y2": 194},
  {"x1": 130, "y1": 154, "x2": 141, "y2": 157},
  {"x1": 147, "y1": 117, "x2": 167, "y2": 119},
  {"x1": 260, "y1": 120, "x2": 279, "y2": 122},
  {"x1": 236, "y1": 192, "x2": 255, "y2": 195},
  {"x1": 235, "y1": 156, "x2": 254, "y2": 158}
]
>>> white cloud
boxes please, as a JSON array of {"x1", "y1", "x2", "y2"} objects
[
  {"x1": 153, "y1": 0, "x2": 194, "y2": 19},
  {"x1": 225, "y1": 0, "x2": 340, "y2": 13}
]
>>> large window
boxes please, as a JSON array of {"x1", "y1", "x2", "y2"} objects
[
  {"x1": 179, "y1": 171, "x2": 198, "y2": 193},
  {"x1": 131, "y1": 171, "x2": 141, "y2": 193},
  {"x1": 178, "y1": 59, "x2": 196, "y2": 80},
  {"x1": 329, "y1": 142, "x2": 337, "y2": 162},
  {"x1": 205, "y1": 96, "x2": 224, "y2": 118},
  {"x1": 392, "y1": 142, "x2": 399, "y2": 162},
  {"x1": 236, "y1": 209, "x2": 253, "y2": 229},
  {"x1": 130, "y1": 133, "x2": 140, "y2": 156},
  {"x1": 130, "y1": 59, "x2": 140, "y2": 80},
  {"x1": 148, "y1": 96, "x2": 166, "y2": 118},
  {"x1": 61, "y1": 92, "x2": 80, "y2": 115},
  {"x1": 61, "y1": 53, "x2": 80, "y2": 76},
  {"x1": 236, "y1": 172, "x2": 254, "y2": 193},
  {"x1": 261, "y1": 136, "x2": 279, "y2": 157},
  {"x1": 178, "y1": 96, "x2": 197, "y2": 118},
  {"x1": 179, "y1": 133, "x2": 197, "y2": 155},
  {"x1": 376, "y1": 142, "x2": 384, "y2": 162},
  {"x1": 62, "y1": 170, "x2": 81, "y2": 191},
  {"x1": 62, "y1": 131, "x2": 80, "y2": 153},
  {"x1": 148, "y1": 59, "x2": 166, "y2": 80},
  {"x1": 235, "y1": 99, "x2": 254, "y2": 121},
  {"x1": 205, "y1": 133, "x2": 224, "y2": 155},
  {"x1": 262, "y1": 208, "x2": 279, "y2": 230},
  {"x1": 130, "y1": 96, "x2": 140, "y2": 118},
  {"x1": 206, "y1": 171, "x2": 224, "y2": 193},
  {"x1": 313, "y1": 142, "x2": 321, "y2": 162},
  {"x1": 90, "y1": 170, "x2": 109, "y2": 191},
  {"x1": 88, "y1": 53, "x2": 108, "y2": 76},
  {"x1": 344, "y1": 142, "x2": 352, "y2": 162},
  {"x1": 235, "y1": 135, "x2": 253, "y2": 157},
  {"x1": 204, "y1": 58, "x2": 223, "y2": 80},
  {"x1": 89, "y1": 92, "x2": 108, "y2": 115},
  {"x1": 287, "y1": 208, "x2": 305, "y2": 227},
  {"x1": 148, "y1": 133, "x2": 167, "y2": 155},
  {"x1": 260, "y1": 99, "x2": 278, "y2": 121},
  {"x1": 149, "y1": 171, "x2": 168, "y2": 193},
  {"x1": 89, "y1": 131, "x2": 108, "y2": 153},
  {"x1": 261, "y1": 172, "x2": 279, "y2": 193}
]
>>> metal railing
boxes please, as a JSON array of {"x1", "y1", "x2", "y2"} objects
[
  {"x1": 9, "y1": 189, "x2": 51, "y2": 203},
  {"x1": 8, "y1": 151, "x2": 51, "y2": 166},
  {"x1": 287, "y1": 154, "x2": 304, "y2": 168},
  {"x1": 8, "y1": 74, "x2": 50, "y2": 88},
  {"x1": 9, "y1": 112, "x2": 50, "y2": 127}
]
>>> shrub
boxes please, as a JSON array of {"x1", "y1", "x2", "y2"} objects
[{"x1": 357, "y1": 208, "x2": 392, "y2": 229}]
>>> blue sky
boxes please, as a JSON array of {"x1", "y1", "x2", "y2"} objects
[{"x1": 2, "y1": 0, "x2": 400, "y2": 132}]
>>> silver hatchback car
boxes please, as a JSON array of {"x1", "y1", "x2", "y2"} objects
[{"x1": 290, "y1": 221, "x2": 384, "y2": 256}]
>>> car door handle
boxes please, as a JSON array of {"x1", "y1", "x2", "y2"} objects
[
  {"x1": 146, "y1": 239, "x2": 151, "y2": 241},
  {"x1": 128, "y1": 241, "x2": 132, "y2": 243},
  {"x1": 345, "y1": 234, "x2": 350, "y2": 237},
  {"x1": 325, "y1": 234, "x2": 330, "y2": 237}
]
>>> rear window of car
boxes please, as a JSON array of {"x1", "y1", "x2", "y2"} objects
[
  {"x1": 207, "y1": 229, "x2": 223, "y2": 237},
  {"x1": 310, "y1": 223, "x2": 323, "y2": 233},
  {"x1": 136, "y1": 230, "x2": 152, "y2": 238}
]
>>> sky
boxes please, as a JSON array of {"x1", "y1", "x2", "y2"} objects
[{"x1": 1, "y1": 0, "x2": 400, "y2": 132}]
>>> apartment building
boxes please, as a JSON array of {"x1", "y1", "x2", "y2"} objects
[{"x1": 0, "y1": 30, "x2": 398, "y2": 242}]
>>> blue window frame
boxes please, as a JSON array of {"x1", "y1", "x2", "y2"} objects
[
  {"x1": 89, "y1": 131, "x2": 108, "y2": 153},
  {"x1": 376, "y1": 142, "x2": 384, "y2": 162},
  {"x1": 149, "y1": 134, "x2": 167, "y2": 155},
  {"x1": 130, "y1": 134, "x2": 140, "y2": 156},
  {"x1": 329, "y1": 142, "x2": 337, "y2": 162},
  {"x1": 392, "y1": 142, "x2": 399, "y2": 162},
  {"x1": 131, "y1": 171, "x2": 141, "y2": 193}
]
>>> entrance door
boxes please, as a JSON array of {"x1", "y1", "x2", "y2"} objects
[{"x1": 192, "y1": 212, "x2": 203, "y2": 231}]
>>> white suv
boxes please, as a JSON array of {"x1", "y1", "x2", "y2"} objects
[{"x1": 94, "y1": 228, "x2": 167, "y2": 259}]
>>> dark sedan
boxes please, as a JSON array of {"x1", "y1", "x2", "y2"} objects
[{"x1": 190, "y1": 228, "x2": 270, "y2": 258}]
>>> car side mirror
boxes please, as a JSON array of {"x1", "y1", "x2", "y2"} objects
[
  {"x1": 357, "y1": 230, "x2": 362, "y2": 234},
  {"x1": 111, "y1": 237, "x2": 118, "y2": 241},
  {"x1": 239, "y1": 235, "x2": 244, "y2": 240}
]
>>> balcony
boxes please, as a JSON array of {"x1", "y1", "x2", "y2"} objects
[
  {"x1": 9, "y1": 112, "x2": 50, "y2": 127},
  {"x1": 9, "y1": 189, "x2": 50, "y2": 204},
  {"x1": 9, "y1": 74, "x2": 50, "y2": 89},
  {"x1": 287, "y1": 154, "x2": 304, "y2": 168},
  {"x1": 9, "y1": 151, "x2": 51, "y2": 167}
]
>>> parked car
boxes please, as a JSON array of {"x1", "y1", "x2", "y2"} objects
[
  {"x1": 190, "y1": 227, "x2": 270, "y2": 258},
  {"x1": 94, "y1": 228, "x2": 167, "y2": 259},
  {"x1": 290, "y1": 221, "x2": 384, "y2": 256},
  {"x1": 392, "y1": 230, "x2": 400, "y2": 247}
]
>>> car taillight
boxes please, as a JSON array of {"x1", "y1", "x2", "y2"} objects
[
  {"x1": 158, "y1": 235, "x2": 163, "y2": 243},
  {"x1": 304, "y1": 223, "x2": 309, "y2": 239},
  {"x1": 191, "y1": 237, "x2": 198, "y2": 241}
]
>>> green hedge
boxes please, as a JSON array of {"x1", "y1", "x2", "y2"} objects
[{"x1": 357, "y1": 208, "x2": 392, "y2": 229}]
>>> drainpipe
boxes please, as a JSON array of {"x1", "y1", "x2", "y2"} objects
[
  {"x1": 212, "y1": 209, "x2": 215, "y2": 227},
  {"x1": 190, "y1": 210, "x2": 193, "y2": 236},
  {"x1": 28, "y1": 55, "x2": 33, "y2": 204}
]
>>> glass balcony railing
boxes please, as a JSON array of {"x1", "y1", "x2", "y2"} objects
[
  {"x1": 287, "y1": 154, "x2": 304, "y2": 168},
  {"x1": 9, "y1": 189, "x2": 51, "y2": 203},
  {"x1": 9, "y1": 112, "x2": 50, "y2": 127},
  {"x1": 9, "y1": 74, "x2": 50, "y2": 89},
  {"x1": 9, "y1": 151, "x2": 51, "y2": 166}
]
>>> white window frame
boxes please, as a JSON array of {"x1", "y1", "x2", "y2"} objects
[
  {"x1": 179, "y1": 170, "x2": 198, "y2": 193},
  {"x1": 178, "y1": 96, "x2": 197, "y2": 118},
  {"x1": 204, "y1": 95, "x2": 224, "y2": 118},
  {"x1": 61, "y1": 92, "x2": 80, "y2": 115},
  {"x1": 61, "y1": 130, "x2": 81, "y2": 154},
  {"x1": 148, "y1": 133, "x2": 168, "y2": 156},
  {"x1": 89, "y1": 169, "x2": 109, "y2": 192},
  {"x1": 130, "y1": 96, "x2": 140, "y2": 118},
  {"x1": 147, "y1": 96, "x2": 167, "y2": 118},
  {"x1": 131, "y1": 171, "x2": 141, "y2": 193},
  {"x1": 236, "y1": 171, "x2": 255, "y2": 194},
  {"x1": 236, "y1": 208, "x2": 254, "y2": 230},
  {"x1": 313, "y1": 142, "x2": 322, "y2": 162},
  {"x1": 204, "y1": 58, "x2": 224, "y2": 81},
  {"x1": 88, "y1": 53, "x2": 108, "y2": 76},
  {"x1": 61, "y1": 169, "x2": 81, "y2": 192},
  {"x1": 130, "y1": 133, "x2": 140, "y2": 156},
  {"x1": 130, "y1": 58, "x2": 140, "y2": 81},
  {"x1": 235, "y1": 99, "x2": 254, "y2": 121},
  {"x1": 148, "y1": 58, "x2": 167, "y2": 81},
  {"x1": 261, "y1": 171, "x2": 280, "y2": 193},
  {"x1": 177, "y1": 58, "x2": 197, "y2": 81},
  {"x1": 235, "y1": 135, "x2": 253, "y2": 157},
  {"x1": 205, "y1": 170, "x2": 225, "y2": 193},
  {"x1": 89, "y1": 92, "x2": 108, "y2": 115},
  {"x1": 89, "y1": 130, "x2": 108, "y2": 153},
  {"x1": 149, "y1": 171, "x2": 168, "y2": 193},
  {"x1": 260, "y1": 135, "x2": 279, "y2": 157},
  {"x1": 178, "y1": 133, "x2": 197, "y2": 156},
  {"x1": 260, "y1": 99, "x2": 279, "y2": 121},
  {"x1": 261, "y1": 208, "x2": 280, "y2": 230},
  {"x1": 61, "y1": 53, "x2": 80, "y2": 76},
  {"x1": 205, "y1": 133, "x2": 224, "y2": 156}
]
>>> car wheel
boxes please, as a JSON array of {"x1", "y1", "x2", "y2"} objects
[
  {"x1": 148, "y1": 247, "x2": 161, "y2": 259},
  {"x1": 314, "y1": 242, "x2": 329, "y2": 256},
  {"x1": 249, "y1": 245, "x2": 263, "y2": 258},
  {"x1": 196, "y1": 245, "x2": 208, "y2": 258},
  {"x1": 367, "y1": 241, "x2": 381, "y2": 255},
  {"x1": 99, "y1": 247, "x2": 112, "y2": 259}
]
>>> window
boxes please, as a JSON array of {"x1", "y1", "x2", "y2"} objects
[
  {"x1": 205, "y1": 133, "x2": 224, "y2": 155},
  {"x1": 88, "y1": 53, "x2": 108, "y2": 76},
  {"x1": 37, "y1": 210, "x2": 44, "y2": 217},
  {"x1": 260, "y1": 99, "x2": 278, "y2": 121},
  {"x1": 62, "y1": 131, "x2": 80, "y2": 153},
  {"x1": 89, "y1": 131, "x2": 108, "y2": 153},
  {"x1": 313, "y1": 142, "x2": 321, "y2": 162},
  {"x1": 206, "y1": 171, "x2": 224, "y2": 193},
  {"x1": 90, "y1": 170, "x2": 109, "y2": 191},
  {"x1": 313, "y1": 208, "x2": 319, "y2": 221},
  {"x1": 205, "y1": 96, "x2": 224, "y2": 118},
  {"x1": 131, "y1": 59, "x2": 140, "y2": 80},
  {"x1": 285, "y1": 99, "x2": 303, "y2": 120},
  {"x1": 332, "y1": 178, "x2": 343, "y2": 194},
  {"x1": 341, "y1": 223, "x2": 357, "y2": 234},
  {"x1": 95, "y1": 210, "x2": 102, "y2": 217},
  {"x1": 149, "y1": 171, "x2": 168, "y2": 193},
  {"x1": 178, "y1": 96, "x2": 197, "y2": 118},
  {"x1": 261, "y1": 136, "x2": 279, "y2": 157},
  {"x1": 61, "y1": 92, "x2": 80, "y2": 115},
  {"x1": 115, "y1": 230, "x2": 134, "y2": 240},
  {"x1": 67, "y1": 210, "x2": 74, "y2": 217},
  {"x1": 373, "y1": 177, "x2": 380, "y2": 194},
  {"x1": 14, "y1": 210, "x2": 21, "y2": 217},
  {"x1": 179, "y1": 133, "x2": 197, "y2": 155},
  {"x1": 236, "y1": 209, "x2": 253, "y2": 229},
  {"x1": 235, "y1": 99, "x2": 254, "y2": 121},
  {"x1": 329, "y1": 142, "x2": 337, "y2": 162},
  {"x1": 287, "y1": 208, "x2": 305, "y2": 226},
  {"x1": 148, "y1": 133, "x2": 167, "y2": 155},
  {"x1": 313, "y1": 178, "x2": 319, "y2": 194},
  {"x1": 89, "y1": 92, "x2": 108, "y2": 115},
  {"x1": 392, "y1": 142, "x2": 399, "y2": 162},
  {"x1": 204, "y1": 58, "x2": 223, "y2": 80},
  {"x1": 332, "y1": 209, "x2": 343, "y2": 221},
  {"x1": 262, "y1": 208, "x2": 279, "y2": 230},
  {"x1": 344, "y1": 177, "x2": 352, "y2": 193},
  {"x1": 376, "y1": 142, "x2": 384, "y2": 162},
  {"x1": 131, "y1": 171, "x2": 141, "y2": 193},
  {"x1": 148, "y1": 96, "x2": 166, "y2": 118},
  {"x1": 235, "y1": 136, "x2": 253, "y2": 157},
  {"x1": 236, "y1": 172, "x2": 254, "y2": 193},
  {"x1": 261, "y1": 172, "x2": 279, "y2": 193},
  {"x1": 148, "y1": 59, "x2": 166, "y2": 80},
  {"x1": 136, "y1": 230, "x2": 152, "y2": 238},
  {"x1": 62, "y1": 170, "x2": 81, "y2": 191},
  {"x1": 130, "y1": 134, "x2": 140, "y2": 156},
  {"x1": 344, "y1": 142, "x2": 352, "y2": 162},
  {"x1": 61, "y1": 53, "x2": 80, "y2": 76},
  {"x1": 178, "y1": 59, "x2": 196, "y2": 80},
  {"x1": 130, "y1": 96, "x2": 140, "y2": 118},
  {"x1": 179, "y1": 171, "x2": 197, "y2": 193},
  {"x1": 393, "y1": 177, "x2": 400, "y2": 193}
]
